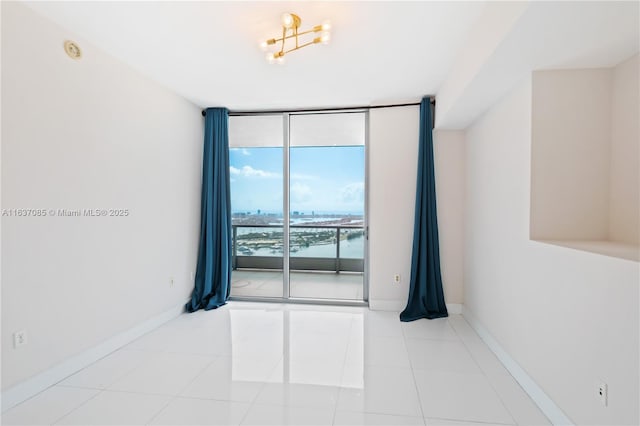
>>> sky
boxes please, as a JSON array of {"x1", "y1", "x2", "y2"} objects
[{"x1": 229, "y1": 146, "x2": 365, "y2": 215}]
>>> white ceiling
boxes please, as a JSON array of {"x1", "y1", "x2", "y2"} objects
[
  {"x1": 22, "y1": 1, "x2": 640, "y2": 125},
  {"x1": 436, "y1": 0, "x2": 640, "y2": 128},
  {"x1": 23, "y1": 1, "x2": 485, "y2": 110}
]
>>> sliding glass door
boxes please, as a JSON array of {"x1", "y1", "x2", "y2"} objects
[
  {"x1": 228, "y1": 111, "x2": 367, "y2": 303},
  {"x1": 228, "y1": 115, "x2": 284, "y2": 298},
  {"x1": 288, "y1": 112, "x2": 366, "y2": 300}
]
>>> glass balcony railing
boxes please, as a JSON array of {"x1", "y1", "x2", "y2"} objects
[{"x1": 232, "y1": 224, "x2": 365, "y2": 273}]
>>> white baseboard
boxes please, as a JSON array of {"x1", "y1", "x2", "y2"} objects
[
  {"x1": 368, "y1": 299, "x2": 462, "y2": 315},
  {"x1": 1, "y1": 302, "x2": 186, "y2": 413},
  {"x1": 368, "y1": 299, "x2": 405, "y2": 311},
  {"x1": 461, "y1": 305, "x2": 573, "y2": 426},
  {"x1": 446, "y1": 303, "x2": 462, "y2": 314}
]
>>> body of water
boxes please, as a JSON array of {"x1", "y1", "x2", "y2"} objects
[
  {"x1": 254, "y1": 236, "x2": 364, "y2": 258},
  {"x1": 235, "y1": 227, "x2": 364, "y2": 259}
]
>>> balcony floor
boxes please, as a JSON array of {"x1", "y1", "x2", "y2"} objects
[{"x1": 231, "y1": 269, "x2": 364, "y2": 301}]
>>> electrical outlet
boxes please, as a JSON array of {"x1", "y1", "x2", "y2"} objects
[
  {"x1": 13, "y1": 330, "x2": 27, "y2": 348},
  {"x1": 170, "y1": 277, "x2": 175, "y2": 287},
  {"x1": 393, "y1": 274, "x2": 401, "y2": 284},
  {"x1": 598, "y1": 382, "x2": 608, "y2": 407}
]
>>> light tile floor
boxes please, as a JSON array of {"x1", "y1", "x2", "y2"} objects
[
  {"x1": 2, "y1": 302, "x2": 550, "y2": 426},
  {"x1": 231, "y1": 270, "x2": 364, "y2": 300}
]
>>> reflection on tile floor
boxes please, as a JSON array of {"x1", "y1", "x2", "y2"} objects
[
  {"x1": 231, "y1": 270, "x2": 364, "y2": 300},
  {"x1": 2, "y1": 302, "x2": 550, "y2": 426}
]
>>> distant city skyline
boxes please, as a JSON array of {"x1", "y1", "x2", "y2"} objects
[
  {"x1": 230, "y1": 146, "x2": 365, "y2": 215},
  {"x1": 231, "y1": 211, "x2": 363, "y2": 216}
]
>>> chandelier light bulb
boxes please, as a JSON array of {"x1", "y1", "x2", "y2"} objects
[
  {"x1": 264, "y1": 12, "x2": 332, "y2": 63},
  {"x1": 266, "y1": 52, "x2": 276, "y2": 63},
  {"x1": 282, "y1": 13, "x2": 294, "y2": 28}
]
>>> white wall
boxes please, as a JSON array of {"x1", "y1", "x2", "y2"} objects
[
  {"x1": 435, "y1": 1, "x2": 639, "y2": 130},
  {"x1": 433, "y1": 129, "x2": 465, "y2": 305},
  {"x1": 529, "y1": 58, "x2": 639, "y2": 262},
  {"x1": 610, "y1": 54, "x2": 640, "y2": 245},
  {"x1": 368, "y1": 106, "x2": 464, "y2": 310},
  {"x1": 464, "y1": 78, "x2": 639, "y2": 425},
  {"x1": 369, "y1": 106, "x2": 419, "y2": 310},
  {"x1": 436, "y1": 1, "x2": 530, "y2": 128},
  {"x1": 530, "y1": 68, "x2": 612, "y2": 241},
  {"x1": 1, "y1": 2, "x2": 203, "y2": 391}
]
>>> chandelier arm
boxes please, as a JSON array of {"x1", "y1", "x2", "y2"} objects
[
  {"x1": 297, "y1": 28, "x2": 321, "y2": 37},
  {"x1": 279, "y1": 27, "x2": 287, "y2": 54},
  {"x1": 283, "y1": 40, "x2": 317, "y2": 55},
  {"x1": 263, "y1": 13, "x2": 329, "y2": 62},
  {"x1": 269, "y1": 27, "x2": 321, "y2": 44}
]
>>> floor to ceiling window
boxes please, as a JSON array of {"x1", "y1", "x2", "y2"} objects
[
  {"x1": 228, "y1": 114, "x2": 284, "y2": 298},
  {"x1": 228, "y1": 111, "x2": 367, "y2": 303}
]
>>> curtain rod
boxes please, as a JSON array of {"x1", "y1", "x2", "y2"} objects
[{"x1": 201, "y1": 99, "x2": 435, "y2": 117}]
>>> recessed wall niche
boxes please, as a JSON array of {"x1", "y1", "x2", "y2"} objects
[{"x1": 530, "y1": 54, "x2": 639, "y2": 261}]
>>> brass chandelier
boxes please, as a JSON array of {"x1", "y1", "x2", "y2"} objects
[{"x1": 261, "y1": 13, "x2": 331, "y2": 63}]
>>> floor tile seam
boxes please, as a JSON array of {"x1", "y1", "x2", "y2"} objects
[
  {"x1": 234, "y1": 356, "x2": 283, "y2": 426},
  {"x1": 402, "y1": 336, "x2": 475, "y2": 374},
  {"x1": 362, "y1": 361, "x2": 413, "y2": 370},
  {"x1": 51, "y1": 348, "x2": 148, "y2": 393},
  {"x1": 162, "y1": 348, "x2": 228, "y2": 356},
  {"x1": 145, "y1": 356, "x2": 218, "y2": 426},
  {"x1": 333, "y1": 316, "x2": 357, "y2": 426},
  {"x1": 235, "y1": 386, "x2": 264, "y2": 426},
  {"x1": 84, "y1": 387, "x2": 177, "y2": 398},
  {"x1": 395, "y1": 320, "x2": 442, "y2": 421},
  {"x1": 50, "y1": 386, "x2": 105, "y2": 425},
  {"x1": 403, "y1": 335, "x2": 462, "y2": 342},
  {"x1": 464, "y1": 354, "x2": 546, "y2": 422},
  {"x1": 450, "y1": 316, "x2": 518, "y2": 426},
  {"x1": 107, "y1": 352, "x2": 216, "y2": 390},
  {"x1": 410, "y1": 368, "x2": 488, "y2": 377},
  {"x1": 405, "y1": 319, "x2": 513, "y2": 425},
  {"x1": 425, "y1": 414, "x2": 516, "y2": 425},
  {"x1": 332, "y1": 409, "x2": 427, "y2": 424},
  {"x1": 175, "y1": 356, "x2": 221, "y2": 396},
  {"x1": 169, "y1": 394, "x2": 257, "y2": 405},
  {"x1": 142, "y1": 393, "x2": 177, "y2": 426},
  {"x1": 55, "y1": 383, "x2": 106, "y2": 392},
  {"x1": 407, "y1": 350, "x2": 428, "y2": 422},
  {"x1": 66, "y1": 350, "x2": 155, "y2": 391},
  {"x1": 286, "y1": 330, "x2": 353, "y2": 336},
  {"x1": 331, "y1": 405, "x2": 427, "y2": 419},
  {"x1": 103, "y1": 354, "x2": 216, "y2": 398},
  {"x1": 289, "y1": 355, "x2": 349, "y2": 367},
  {"x1": 128, "y1": 342, "x2": 173, "y2": 353},
  {"x1": 241, "y1": 400, "x2": 337, "y2": 425}
]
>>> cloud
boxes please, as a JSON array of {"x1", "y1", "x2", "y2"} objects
[
  {"x1": 340, "y1": 182, "x2": 364, "y2": 204},
  {"x1": 230, "y1": 165, "x2": 279, "y2": 178},
  {"x1": 230, "y1": 148, "x2": 251, "y2": 156},
  {"x1": 290, "y1": 183, "x2": 312, "y2": 203}
]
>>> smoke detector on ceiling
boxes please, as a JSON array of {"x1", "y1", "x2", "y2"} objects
[{"x1": 63, "y1": 40, "x2": 82, "y2": 60}]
